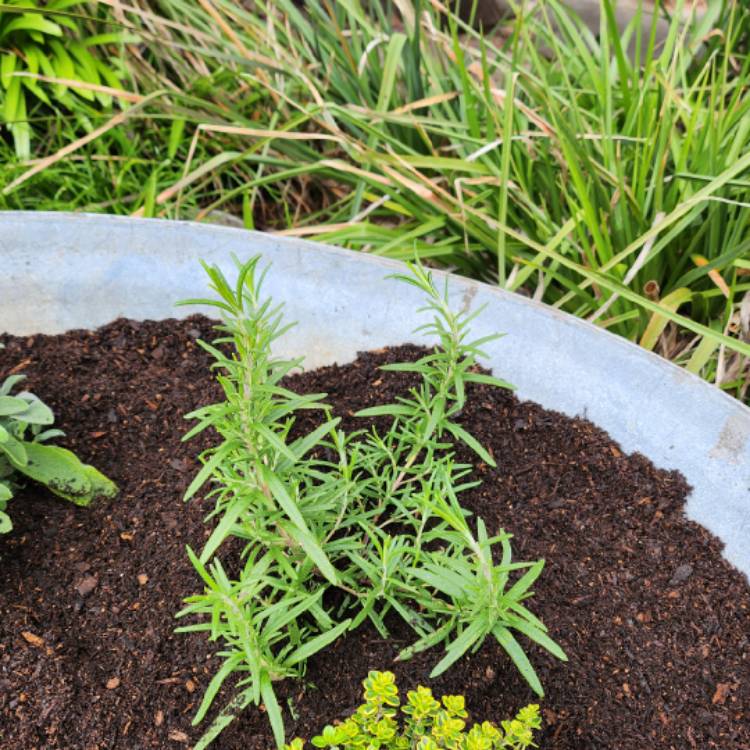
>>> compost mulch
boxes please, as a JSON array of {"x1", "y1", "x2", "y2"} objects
[{"x1": 0, "y1": 316, "x2": 748, "y2": 750}]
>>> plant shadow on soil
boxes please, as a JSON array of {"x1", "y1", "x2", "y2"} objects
[{"x1": 0, "y1": 315, "x2": 748, "y2": 749}]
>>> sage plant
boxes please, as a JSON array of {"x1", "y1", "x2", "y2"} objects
[{"x1": 0, "y1": 369, "x2": 118, "y2": 533}]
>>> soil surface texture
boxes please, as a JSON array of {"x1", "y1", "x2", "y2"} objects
[{"x1": 0, "y1": 316, "x2": 748, "y2": 750}]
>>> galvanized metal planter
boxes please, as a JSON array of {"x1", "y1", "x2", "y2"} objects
[{"x1": 2, "y1": 212, "x2": 748, "y2": 576}]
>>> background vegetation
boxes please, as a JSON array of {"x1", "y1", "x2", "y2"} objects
[{"x1": 0, "y1": 0, "x2": 748, "y2": 401}]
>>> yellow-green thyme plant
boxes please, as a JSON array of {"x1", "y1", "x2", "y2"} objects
[
  {"x1": 178, "y1": 258, "x2": 566, "y2": 748},
  {"x1": 285, "y1": 671, "x2": 541, "y2": 750}
]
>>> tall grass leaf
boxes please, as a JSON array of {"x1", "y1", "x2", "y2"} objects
[
  {"x1": 530, "y1": 235, "x2": 750, "y2": 358},
  {"x1": 691, "y1": 255, "x2": 731, "y2": 298},
  {"x1": 497, "y1": 71, "x2": 516, "y2": 286},
  {"x1": 686, "y1": 335, "x2": 720, "y2": 376},
  {"x1": 1, "y1": 53, "x2": 15, "y2": 89},
  {"x1": 376, "y1": 33, "x2": 407, "y2": 113},
  {"x1": 168, "y1": 117, "x2": 186, "y2": 160},
  {"x1": 3, "y1": 91, "x2": 168, "y2": 195},
  {"x1": 142, "y1": 171, "x2": 157, "y2": 218},
  {"x1": 3, "y1": 76, "x2": 21, "y2": 125},
  {"x1": 146, "y1": 150, "x2": 244, "y2": 211},
  {"x1": 639, "y1": 287, "x2": 693, "y2": 351},
  {"x1": 5, "y1": 14, "x2": 63, "y2": 36}
]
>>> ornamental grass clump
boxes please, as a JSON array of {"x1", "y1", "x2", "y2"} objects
[
  {"x1": 286, "y1": 671, "x2": 541, "y2": 750},
  {"x1": 178, "y1": 257, "x2": 566, "y2": 748}
]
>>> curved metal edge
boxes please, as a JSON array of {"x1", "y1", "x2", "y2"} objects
[{"x1": 2, "y1": 212, "x2": 749, "y2": 576}]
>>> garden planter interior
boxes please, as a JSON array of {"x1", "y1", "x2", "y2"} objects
[
  {"x1": 3, "y1": 211, "x2": 750, "y2": 749},
  {"x1": 2, "y1": 211, "x2": 748, "y2": 577}
]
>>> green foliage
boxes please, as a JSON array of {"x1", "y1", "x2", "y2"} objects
[
  {"x1": 1, "y1": 2, "x2": 749, "y2": 399},
  {"x1": 285, "y1": 670, "x2": 541, "y2": 750},
  {"x1": 12, "y1": 0, "x2": 740, "y2": 400},
  {"x1": 0, "y1": 0, "x2": 130, "y2": 157},
  {"x1": 0, "y1": 370, "x2": 118, "y2": 532},
  {"x1": 177, "y1": 257, "x2": 565, "y2": 748}
]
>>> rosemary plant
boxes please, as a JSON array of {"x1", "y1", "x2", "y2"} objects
[{"x1": 177, "y1": 258, "x2": 566, "y2": 748}]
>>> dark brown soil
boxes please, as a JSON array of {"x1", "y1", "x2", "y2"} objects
[{"x1": 0, "y1": 317, "x2": 748, "y2": 750}]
